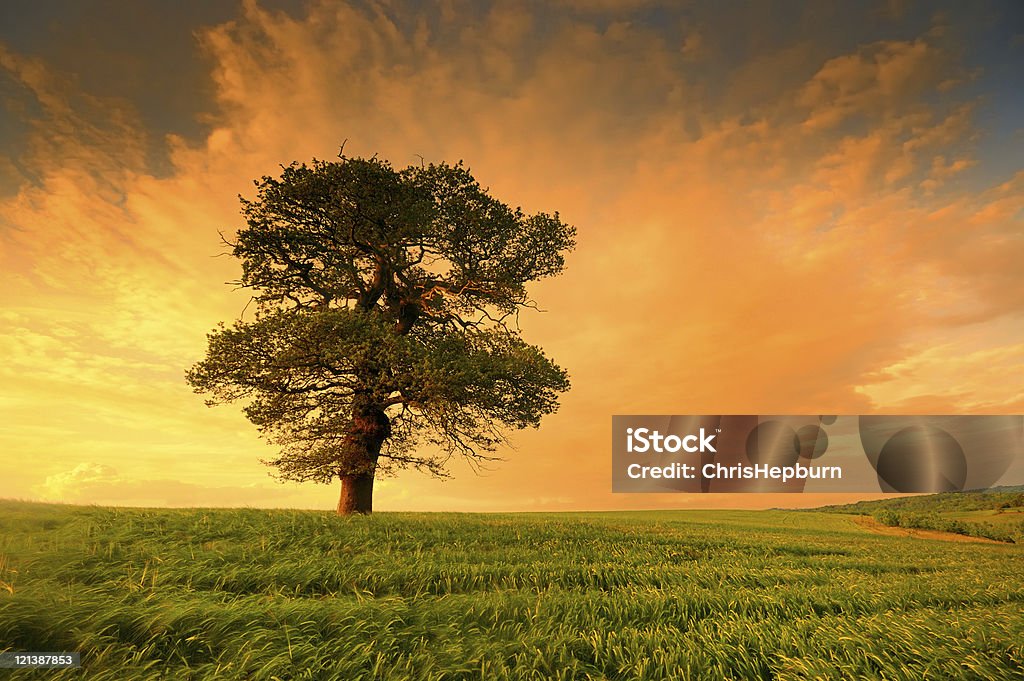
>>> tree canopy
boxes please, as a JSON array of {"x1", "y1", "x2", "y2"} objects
[{"x1": 187, "y1": 155, "x2": 575, "y2": 513}]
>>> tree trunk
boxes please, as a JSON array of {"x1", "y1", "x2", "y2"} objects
[
  {"x1": 337, "y1": 472, "x2": 375, "y2": 514},
  {"x1": 336, "y1": 403, "x2": 390, "y2": 515}
]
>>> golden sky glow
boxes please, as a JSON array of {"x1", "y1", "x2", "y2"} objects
[{"x1": 1, "y1": 0, "x2": 1023, "y2": 510}]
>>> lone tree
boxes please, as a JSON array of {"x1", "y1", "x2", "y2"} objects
[{"x1": 187, "y1": 155, "x2": 574, "y2": 514}]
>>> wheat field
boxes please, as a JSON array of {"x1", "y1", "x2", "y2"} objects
[{"x1": 1, "y1": 501, "x2": 1022, "y2": 680}]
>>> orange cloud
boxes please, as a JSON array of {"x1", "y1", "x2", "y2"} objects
[
  {"x1": 1, "y1": 2, "x2": 1021, "y2": 511},
  {"x1": 798, "y1": 38, "x2": 948, "y2": 130}
]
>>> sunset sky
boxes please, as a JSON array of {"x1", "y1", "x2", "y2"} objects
[{"x1": 1, "y1": 0, "x2": 1022, "y2": 511}]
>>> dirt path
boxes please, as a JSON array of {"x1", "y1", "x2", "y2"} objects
[{"x1": 851, "y1": 515, "x2": 1006, "y2": 544}]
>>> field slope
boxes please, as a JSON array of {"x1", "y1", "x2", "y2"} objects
[
  {"x1": 1, "y1": 501, "x2": 1022, "y2": 680},
  {"x1": 820, "y1": 485, "x2": 1024, "y2": 543}
]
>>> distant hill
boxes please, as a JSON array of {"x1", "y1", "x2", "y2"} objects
[
  {"x1": 816, "y1": 486, "x2": 1024, "y2": 543},
  {"x1": 817, "y1": 485, "x2": 1024, "y2": 515}
]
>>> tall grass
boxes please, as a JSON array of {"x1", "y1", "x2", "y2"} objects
[{"x1": 1, "y1": 501, "x2": 1022, "y2": 680}]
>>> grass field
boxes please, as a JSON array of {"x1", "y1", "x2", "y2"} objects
[
  {"x1": 1, "y1": 501, "x2": 1023, "y2": 680},
  {"x1": 943, "y1": 508, "x2": 1024, "y2": 525}
]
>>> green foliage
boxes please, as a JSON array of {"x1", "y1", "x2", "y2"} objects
[
  {"x1": 2, "y1": 501, "x2": 1024, "y2": 680},
  {"x1": 874, "y1": 509, "x2": 901, "y2": 527},
  {"x1": 871, "y1": 509, "x2": 1024, "y2": 543},
  {"x1": 822, "y1": 486, "x2": 1024, "y2": 516},
  {"x1": 826, "y1": 487, "x2": 1024, "y2": 543},
  {"x1": 187, "y1": 156, "x2": 575, "y2": 485}
]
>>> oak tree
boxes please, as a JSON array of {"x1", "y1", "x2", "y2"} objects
[{"x1": 187, "y1": 155, "x2": 574, "y2": 514}]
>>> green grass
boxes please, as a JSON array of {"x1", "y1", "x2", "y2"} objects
[
  {"x1": 1, "y1": 501, "x2": 1023, "y2": 680},
  {"x1": 944, "y1": 508, "x2": 1024, "y2": 525}
]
